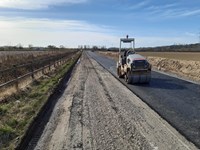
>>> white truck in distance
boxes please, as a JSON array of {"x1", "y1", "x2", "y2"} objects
[{"x1": 117, "y1": 36, "x2": 151, "y2": 84}]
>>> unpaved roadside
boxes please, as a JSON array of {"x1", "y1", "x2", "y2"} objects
[{"x1": 34, "y1": 52, "x2": 197, "y2": 150}]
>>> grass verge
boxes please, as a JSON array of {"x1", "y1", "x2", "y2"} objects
[{"x1": 0, "y1": 52, "x2": 81, "y2": 149}]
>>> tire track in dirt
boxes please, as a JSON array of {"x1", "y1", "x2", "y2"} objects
[
  {"x1": 84, "y1": 53, "x2": 152, "y2": 150},
  {"x1": 34, "y1": 55, "x2": 87, "y2": 150},
  {"x1": 63, "y1": 54, "x2": 91, "y2": 149}
]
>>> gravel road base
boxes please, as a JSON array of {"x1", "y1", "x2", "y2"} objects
[{"x1": 34, "y1": 52, "x2": 197, "y2": 150}]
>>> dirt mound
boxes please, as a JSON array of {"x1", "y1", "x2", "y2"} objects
[{"x1": 148, "y1": 57, "x2": 200, "y2": 82}]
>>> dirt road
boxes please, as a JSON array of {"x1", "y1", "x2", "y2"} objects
[{"x1": 34, "y1": 52, "x2": 197, "y2": 150}]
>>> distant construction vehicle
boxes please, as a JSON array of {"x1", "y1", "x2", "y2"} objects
[{"x1": 117, "y1": 36, "x2": 151, "y2": 84}]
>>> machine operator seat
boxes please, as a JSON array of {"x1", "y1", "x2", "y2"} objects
[
  {"x1": 121, "y1": 50, "x2": 135, "y2": 65},
  {"x1": 121, "y1": 50, "x2": 128, "y2": 65}
]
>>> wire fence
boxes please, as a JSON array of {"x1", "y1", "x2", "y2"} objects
[{"x1": 0, "y1": 51, "x2": 76, "y2": 98}]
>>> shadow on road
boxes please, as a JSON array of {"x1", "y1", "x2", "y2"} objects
[{"x1": 135, "y1": 77, "x2": 187, "y2": 90}]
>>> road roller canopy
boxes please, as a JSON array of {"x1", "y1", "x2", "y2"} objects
[
  {"x1": 119, "y1": 36, "x2": 135, "y2": 53},
  {"x1": 120, "y1": 38, "x2": 135, "y2": 43}
]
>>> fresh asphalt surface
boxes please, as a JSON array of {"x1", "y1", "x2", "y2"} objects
[{"x1": 87, "y1": 51, "x2": 200, "y2": 148}]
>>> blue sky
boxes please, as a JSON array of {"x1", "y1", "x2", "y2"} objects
[{"x1": 0, "y1": 0, "x2": 200, "y2": 48}]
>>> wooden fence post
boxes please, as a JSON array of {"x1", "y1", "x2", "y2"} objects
[
  {"x1": 49, "y1": 58, "x2": 51, "y2": 71},
  {"x1": 54, "y1": 59, "x2": 56, "y2": 68},
  {"x1": 42, "y1": 64, "x2": 45, "y2": 75},
  {"x1": 13, "y1": 65, "x2": 18, "y2": 91},
  {"x1": 31, "y1": 55, "x2": 34, "y2": 80}
]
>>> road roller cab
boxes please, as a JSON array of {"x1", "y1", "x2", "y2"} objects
[{"x1": 117, "y1": 36, "x2": 151, "y2": 84}]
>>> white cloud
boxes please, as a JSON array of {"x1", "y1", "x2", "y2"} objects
[
  {"x1": 179, "y1": 9, "x2": 200, "y2": 17},
  {"x1": 128, "y1": 0, "x2": 150, "y2": 10},
  {"x1": 0, "y1": 16, "x2": 119, "y2": 47},
  {"x1": 146, "y1": 3, "x2": 200, "y2": 19},
  {"x1": 146, "y1": 3, "x2": 178, "y2": 11},
  {"x1": 159, "y1": 8, "x2": 200, "y2": 18},
  {"x1": 0, "y1": 16, "x2": 197, "y2": 48},
  {"x1": 0, "y1": 0, "x2": 87, "y2": 10},
  {"x1": 0, "y1": 17, "x2": 113, "y2": 33},
  {"x1": 185, "y1": 32, "x2": 196, "y2": 37}
]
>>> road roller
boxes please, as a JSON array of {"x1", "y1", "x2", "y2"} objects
[{"x1": 117, "y1": 36, "x2": 151, "y2": 84}]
